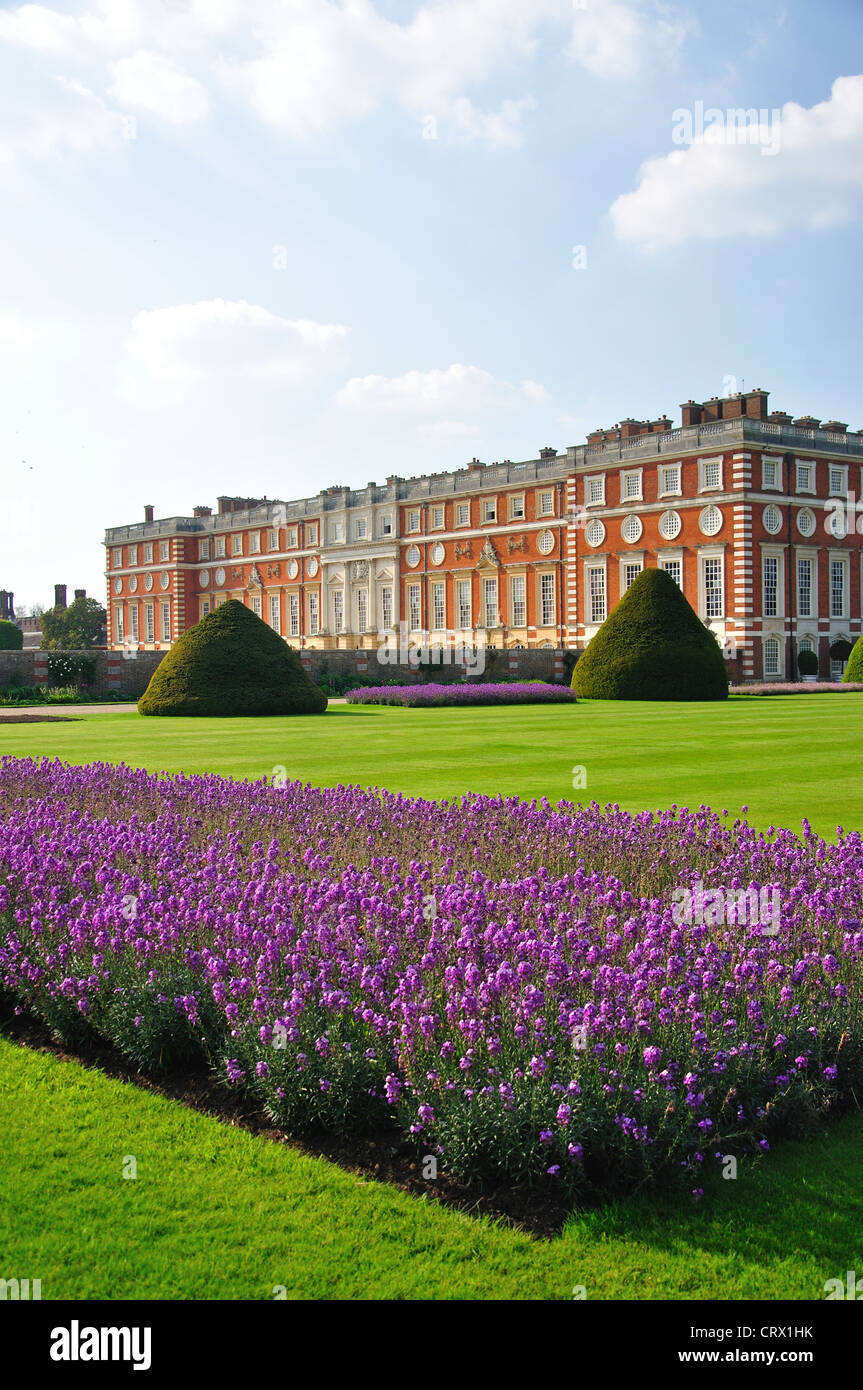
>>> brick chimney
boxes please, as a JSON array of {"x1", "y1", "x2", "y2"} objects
[
  {"x1": 539, "y1": 446, "x2": 558, "y2": 458},
  {"x1": 74, "y1": 589, "x2": 85, "y2": 601},
  {"x1": 193, "y1": 505, "x2": 212, "y2": 518},
  {"x1": 822, "y1": 420, "x2": 848, "y2": 435},
  {"x1": 768, "y1": 411, "x2": 793, "y2": 426},
  {"x1": 743, "y1": 389, "x2": 769, "y2": 420},
  {"x1": 680, "y1": 400, "x2": 703, "y2": 427},
  {"x1": 722, "y1": 394, "x2": 746, "y2": 420},
  {"x1": 144, "y1": 504, "x2": 154, "y2": 523},
  {"x1": 54, "y1": 584, "x2": 67, "y2": 610},
  {"x1": 0, "y1": 590, "x2": 13, "y2": 621},
  {"x1": 794, "y1": 414, "x2": 821, "y2": 430}
]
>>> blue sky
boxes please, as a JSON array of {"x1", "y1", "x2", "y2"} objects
[{"x1": 1, "y1": 0, "x2": 862, "y2": 608}]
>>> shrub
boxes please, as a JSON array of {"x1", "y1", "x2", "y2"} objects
[
  {"x1": 0, "y1": 620, "x2": 22, "y2": 651},
  {"x1": 46, "y1": 652, "x2": 96, "y2": 689},
  {"x1": 797, "y1": 648, "x2": 819, "y2": 676},
  {"x1": 844, "y1": 635, "x2": 863, "y2": 684},
  {"x1": 43, "y1": 686, "x2": 83, "y2": 704},
  {"x1": 138, "y1": 599, "x2": 327, "y2": 717},
  {"x1": 572, "y1": 567, "x2": 729, "y2": 701}
]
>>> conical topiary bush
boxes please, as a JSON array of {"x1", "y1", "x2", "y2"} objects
[
  {"x1": 843, "y1": 635, "x2": 863, "y2": 683},
  {"x1": 571, "y1": 567, "x2": 728, "y2": 701},
  {"x1": 138, "y1": 599, "x2": 328, "y2": 716}
]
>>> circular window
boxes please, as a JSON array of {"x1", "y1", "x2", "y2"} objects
[
  {"x1": 431, "y1": 542, "x2": 445, "y2": 566},
  {"x1": 113, "y1": 577, "x2": 123, "y2": 595},
  {"x1": 621, "y1": 514, "x2": 643, "y2": 544},
  {"x1": 406, "y1": 545, "x2": 421, "y2": 568},
  {"x1": 659, "y1": 509, "x2": 682, "y2": 541},
  {"x1": 287, "y1": 559, "x2": 299, "y2": 580},
  {"x1": 763, "y1": 505, "x2": 783, "y2": 535},
  {"x1": 699, "y1": 505, "x2": 723, "y2": 537},
  {"x1": 307, "y1": 558, "x2": 319, "y2": 578},
  {"x1": 144, "y1": 572, "x2": 153, "y2": 591},
  {"x1": 796, "y1": 508, "x2": 816, "y2": 538},
  {"x1": 538, "y1": 529, "x2": 555, "y2": 555},
  {"x1": 215, "y1": 567, "x2": 226, "y2": 587},
  {"x1": 128, "y1": 574, "x2": 138, "y2": 593},
  {"x1": 160, "y1": 571, "x2": 170, "y2": 590},
  {"x1": 199, "y1": 570, "x2": 210, "y2": 588},
  {"x1": 585, "y1": 519, "x2": 605, "y2": 548}
]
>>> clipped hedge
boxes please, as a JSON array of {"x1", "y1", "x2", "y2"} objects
[
  {"x1": 0, "y1": 620, "x2": 22, "y2": 651},
  {"x1": 572, "y1": 567, "x2": 729, "y2": 701},
  {"x1": 844, "y1": 635, "x2": 863, "y2": 684},
  {"x1": 138, "y1": 599, "x2": 327, "y2": 717},
  {"x1": 797, "y1": 648, "x2": 819, "y2": 676}
]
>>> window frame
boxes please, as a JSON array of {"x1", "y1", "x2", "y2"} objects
[
  {"x1": 698, "y1": 456, "x2": 723, "y2": 493},
  {"x1": 761, "y1": 456, "x2": 782, "y2": 491},
  {"x1": 585, "y1": 474, "x2": 605, "y2": 507},
  {"x1": 658, "y1": 462, "x2": 682, "y2": 498},
  {"x1": 620, "y1": 469, "x2": 643, "y2": 503},
  {"x1": 538, "y1": 571, "x2": 556, "y2": 627}
]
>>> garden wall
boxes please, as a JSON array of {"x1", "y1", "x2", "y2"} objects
[{"x1": 0, "y1": 646, "x2": 570, "y2": 699}]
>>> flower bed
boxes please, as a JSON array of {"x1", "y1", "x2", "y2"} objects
[
  {"x1": 1, "y1": 756, "x2": 861, "y2": 1200},
  {"x1": 345, "y1": 682, "x2": 577, "y2": 707},
  {"x1": 730, "y1": 682, "x2": 863, "y2": 696}
]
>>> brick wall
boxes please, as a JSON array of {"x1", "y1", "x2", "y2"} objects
[{"x1": 0, "y1": 646, "x2": 571, "y2": 698}]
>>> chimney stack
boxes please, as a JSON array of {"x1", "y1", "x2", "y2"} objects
[
  {"x1": 54, "y1": 584, "x2": 67, "y2": 610},
  {"x1": 74, "y1": 589, "x2": 86, "y2": 601},
  {"x1": 144, "y1": 504, "x2": 154, "y2": 523},
  {"x1": 0, "y1": 590, "x2": 13, "y2": 621}
]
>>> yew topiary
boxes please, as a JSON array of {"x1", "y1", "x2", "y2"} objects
[
  {"x1": 843, "y1": 635, "x2": 863, "y2": 683},
  {"x1": 138, "y1": 599, "x2": 327, "y2": 716},
  {"x1": 571, "y1": 567, "x2": 728, "y2": 701}
]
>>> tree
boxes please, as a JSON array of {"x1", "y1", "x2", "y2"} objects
[
  {"x1": 138, "y1": 599, "x2": 328, "y2": 717},
  {"x1": 40, "y1": 597, "x2": 106, "y2": 650},
  {"x1": 571, "y1": 566, "x2": 729, "y2": 701},
  {"x1": 843, "y1": 635, "x2": 863, "y2": 683},
  {"x1": 0, "y1": 619, "x2": 23, "y2": 650}
]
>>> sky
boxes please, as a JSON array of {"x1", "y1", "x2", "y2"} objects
[{"x1": 1, "y1": 0, "x2": 862, "y2": 611}]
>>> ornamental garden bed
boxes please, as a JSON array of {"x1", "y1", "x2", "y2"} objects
[
  {"x1": 345, "y1": 682, "x2": 576, "y2": 707},
  {"x1": 1, "y1": 756, "x2": 860, "y2": 1204},
  {"x1": 730, "y1": 682, "x2": 863, "y2": 696}
]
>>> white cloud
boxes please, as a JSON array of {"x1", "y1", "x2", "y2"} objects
[
  {"x1": 0, "y1": 76, "x2": 129, "y2": 163},
  {"x1": 110, "y1": 50, "x2": 209, "y2": 123},
  {"x1": 566, "y1": 0, "x2": 691, "y2": 81},
  {"x1": 610, "y1": 74, "x2": 863, "y2": 250},
  {"x1": 0, "y1": 0, "x2": 693, "y2": 160},
  {"x1": 335, "y1": 363, "x2": 548, "y2": 414},
  {"x1": 121, "y1": 299, "x2": 349, "y2": 403},
  {"x1": 0, "y1": 3, "x2": 78, "y2": 50},
  {"x1": 450, "y1": 95, "x2": 537, "y2": 149}
]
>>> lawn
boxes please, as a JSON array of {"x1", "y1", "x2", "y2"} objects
[
  {"x1": 2, "y1": 1035, "x2": 862, "y2": 1301},
  {"x1": 2, "y1": 693, "x2": 862, "y2": 1302},
  {"x1": 0, "y1": 693, "x2": 860, "y2": 836}
]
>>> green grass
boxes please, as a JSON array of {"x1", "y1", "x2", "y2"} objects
[
  {"x1": 1, "y1": 694, "x2": 862, "y2": 836},
  {"x1": 2, "y1": 1036, "x2": 861, "y2": 1300},
  {"x1": 3, "y1": 694, "x2": 863, "y2": 1299}
]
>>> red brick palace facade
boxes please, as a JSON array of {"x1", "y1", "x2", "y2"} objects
[{"x1": 104, "y1": 389, "x2": 863, "y2": 682}]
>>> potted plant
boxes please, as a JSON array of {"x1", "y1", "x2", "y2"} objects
[{"x1": 797, "y1": 648, "x2": 819, "y2": 682}]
